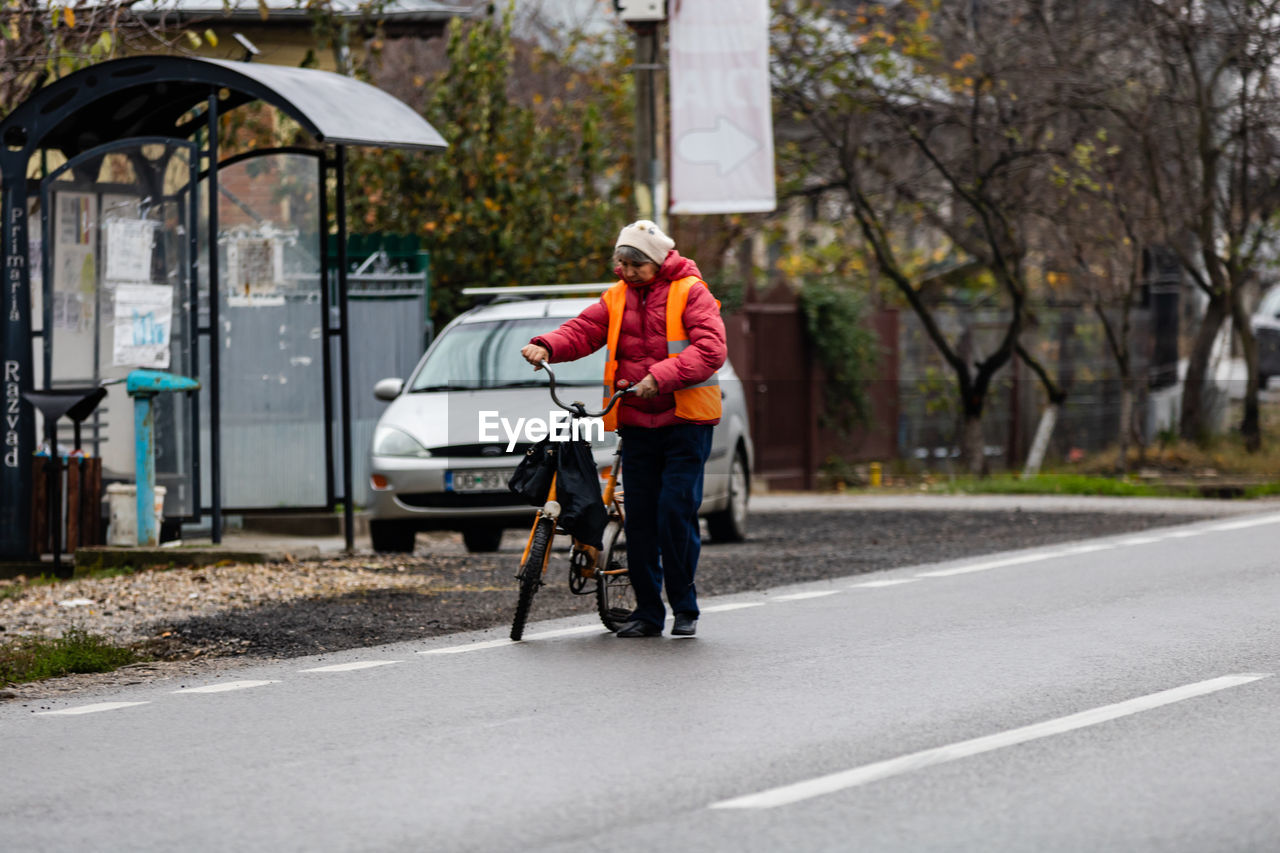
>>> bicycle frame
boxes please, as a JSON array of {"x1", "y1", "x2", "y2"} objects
[
  {"x1": 518, "y1": 362, "x2": 629, "y2": 579},
  {"x1": 514, "y1": 438, "x2": 624, "y2": 578},
  {"x1": 509, "y1": 361, "x2": 634, "y2": 640}
]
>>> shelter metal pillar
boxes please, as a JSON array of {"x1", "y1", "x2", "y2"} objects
[
  {"x1": 0, "y1": 148, "x2": 36, "y2": 560},
  {"x1": 335, "y1": 145, "x2": 355, "y2": 552}
]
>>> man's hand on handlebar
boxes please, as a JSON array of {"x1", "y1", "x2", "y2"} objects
[
  {"x1": 521, "y1": 344, "x2": 549, "y2": 368},
  {"x1": 619, "y1": 374, "x2": 659, "y2": 399}
]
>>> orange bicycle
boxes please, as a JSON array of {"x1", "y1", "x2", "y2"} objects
[{"x1": 509, "y1": 362, "x2": 634, "y2": 641}]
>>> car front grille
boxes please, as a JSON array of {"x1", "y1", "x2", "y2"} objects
[
  {"x1": 427, "y1": 443, "x2": 534, "y2": 458},
  {"x1": 398, "y1": 492, "x2": 526, "y2": 509}
]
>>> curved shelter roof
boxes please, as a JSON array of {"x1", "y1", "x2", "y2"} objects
[{"x1": 0, "y1": 55, "x2": 447, "y2": 158}]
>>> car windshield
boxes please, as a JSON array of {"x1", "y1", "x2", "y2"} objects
[
  {"x1": 409, "y1": 317, "x2": 605, "y2": 391},
  {"x1": 1258, "y1": 287, "x2": 1280, "y2": 318}
]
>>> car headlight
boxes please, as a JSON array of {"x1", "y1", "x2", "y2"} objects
[{"x1": 373, "y1": 426, "x2": 433, "y2": 458}]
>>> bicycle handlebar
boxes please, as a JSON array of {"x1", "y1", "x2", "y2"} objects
[{"x1": 538, "y1": 360, "x2": 631, "y2": 418}]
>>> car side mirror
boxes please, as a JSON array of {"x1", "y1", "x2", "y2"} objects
[{"x1": 373, "y1": 378, "x2": 404, "y2": 402}]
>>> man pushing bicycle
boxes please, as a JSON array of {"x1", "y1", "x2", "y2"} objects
[{"x1": 520, "y1": 220, "x2": 727, "y2": 638}]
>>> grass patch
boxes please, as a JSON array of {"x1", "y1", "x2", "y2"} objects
[
  {"x1": 1243, "y1": 481, "x2": 1280, "y2": 498},
  {"x1": 0, "y1": 565, "x2": 140, "y2": 602},
  {"x1": 0, "y1": 628, "x2": 146, "y2": 685},
  {"x1": 932, "y1": 473, "x2": 1186, "y2": 498}
]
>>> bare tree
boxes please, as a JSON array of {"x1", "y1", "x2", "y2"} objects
[
  {"x1": 772, "y1": 0, "x2": 1121, "y2": 473},
  {"x1": 1125, "y1": 0, "x2": 1280, "y2": 450}
]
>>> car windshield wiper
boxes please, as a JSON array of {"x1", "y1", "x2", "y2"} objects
[
  {"x1": 482, "y1": 380, "x2": 549, "y2": 388},
  {"x1": 410, "y1": 383, "x2": 482, "y2": 392},
  {"x1": 485, "y1": 379, "x2": 599, "y2": 388}
]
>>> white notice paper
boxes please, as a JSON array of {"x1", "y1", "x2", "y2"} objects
[
  {"x1": 104, "y1": 219, "x2": 155, "y2": 283},
  {"x1": 113, "y1": 284, "x2": 172, "y2": 368}
]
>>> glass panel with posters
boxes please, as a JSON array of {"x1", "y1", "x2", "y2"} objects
[{"x1": 36, "y1": 139, "x2": 199, "y2": 521}]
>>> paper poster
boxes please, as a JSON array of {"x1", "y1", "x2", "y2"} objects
[
  {"x1": 226, "y1": 236, "x2": 284, "y2": 306},
  {"x1": 113, "y1": 283, "x2": 172, "y2": 368},
  {"x1": 104, "y1": 219, "x2": 155, "y2": 283},
  {"x1": 53, "y1": 192, "x2": 97, "y2": 330}
]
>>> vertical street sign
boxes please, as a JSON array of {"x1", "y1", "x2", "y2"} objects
[
  {"x1": 1, "y1": 148, "x2": 36, "y2": 559},
  {"x1": 668, "y1": 0, "x2": 776, "y2": 214}
]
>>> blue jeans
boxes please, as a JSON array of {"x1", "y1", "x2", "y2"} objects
[{"x1": 619, "y1": 423, "x2": 714, "y2": 627}]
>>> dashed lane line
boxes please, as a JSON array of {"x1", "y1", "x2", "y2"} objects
[
  {"x1": 702, "y1": 602, "x2": 767, "y2": 613},
  {"x1": 915, "y1": 551, "x2": 1067, "y2": 579},
  {"x1": 418, "y1": 624, "x2": 608, "y2": 655},
  {"x1": 1206, "y1": 514, "x2": 1280, "y2": 532},
  {"x1": 848, "y1": 579, "x2": 920, "y2": 589},
  {"x1": 36, "y1": 702, "x2": 150, "y2": 716},
  {"x1": 172, "y1": 680, "x2": 279, "y2": 694},
  {"x1": 774, "y1": 590, "x2": 841, "y2": 602},
  {"x1": 708, "y1": 673, "x2": 1272, "y2": 810},
  {"x1": 1057, "y1": 543, "x2": 1118, "y2": 554},
  {"x1": 299, "y1": 661, "x2": 404, "y2": 673}
]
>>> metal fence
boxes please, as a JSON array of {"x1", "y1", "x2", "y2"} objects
[{"x1": 895, "y1": 305, "x2": 1158, "y2": 472}]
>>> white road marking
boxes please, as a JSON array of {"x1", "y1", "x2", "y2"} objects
[
  {"x1": 298, "y1": 660, "x2": 403, "y2": 673},
  {"x1": 774, "y1": 590, "x2": 841, "y2": 602},
  {"x1": 526, "y1": 625, "x2": 609, "y2": 640},
  {"x1": 1207, "y1": 514, "x2": 1280, "y2": 531},
  {"x1": 1057, "y1": 543, "x2": 1117, "y2": 555},
  {"x1": 848, "y1": 579, "x2": 920, "y2": 589},
  {"x1": 916, "y1": 551, "x2": 1064, "y2": 578},
  {"x1": 709, "y1": 673, "x2": 1271, "y2": 810},
  {"x1": 172, "y1": 680, "x2": 278, "y2": 694},
  {"x1": 1167, "y1": 529, "x2": 1203, "y2": 538},
  {"x1": 37, "y1": 702, "x2": 149, "y2": 716},
  {"x1": 419, "y1": 624, "x2": 609, "y2": 655},
  {"x1": 701, "y1": 602, "x2": 766, "y2": 613},
  {"x1": 420, "y1": 638, "x2": 511, "y2": 655},
  {"x1": 1117, "y1": 536, "x2": 1162, "y2": 546}
]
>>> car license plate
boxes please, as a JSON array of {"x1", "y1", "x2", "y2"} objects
[{"x1": 447, "y1": 469, "x2": 514, "y2": 493}]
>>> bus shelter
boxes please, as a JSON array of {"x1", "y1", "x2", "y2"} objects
[{"x1": 0, "y1": 56, "x2": 447, "y2": 560}]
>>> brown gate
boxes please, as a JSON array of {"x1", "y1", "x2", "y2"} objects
[{"x1": 725, "y1": 295, "x2": 899, "y2": 490}]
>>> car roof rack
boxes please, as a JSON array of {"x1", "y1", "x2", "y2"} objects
[{"x1": 462, "y1": 283, "x2": 613, "y2": 304}]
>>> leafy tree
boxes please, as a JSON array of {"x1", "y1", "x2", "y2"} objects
[
  {"x1": 0, "y1": 1, "x2": 182, "y2": 118},
  {"x1": 348, "y1": 6, "x2": 632, "y2": 328}
]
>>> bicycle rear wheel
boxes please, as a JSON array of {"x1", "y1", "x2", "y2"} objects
[
  {"x1": 511, "y1": 517, "x2": 554, "y2": 641},
  {"x1": 596, "y1": 520, "x2": 635, "y2": 631}
]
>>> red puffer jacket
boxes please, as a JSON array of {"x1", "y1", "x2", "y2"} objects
[{"x1": 531, "y1": 251, "x2": 727, "y2": 428}]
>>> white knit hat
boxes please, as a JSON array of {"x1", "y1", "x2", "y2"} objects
[{"x1": 615, "y1": 220, "x2": 675, "y2": 264}]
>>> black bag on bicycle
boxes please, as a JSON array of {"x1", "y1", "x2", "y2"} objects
[
  {"x1": 555, "y1": 438, "x2": 607, "y2": 550},
  {"x1": 508, "y1": 438, "x2": 557, "y2": 506}
]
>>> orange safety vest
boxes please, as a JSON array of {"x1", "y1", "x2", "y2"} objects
[{"x1": 601, "y1": 276, "x2": 722, "y2": 431}]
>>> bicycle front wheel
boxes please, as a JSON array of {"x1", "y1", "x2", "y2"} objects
[
  {"x1": 596, "y1": 520, "x2": 635, "y2": 631},
  {"x1": 511, "y1": 517, "x2": 554, "y2": 641}
]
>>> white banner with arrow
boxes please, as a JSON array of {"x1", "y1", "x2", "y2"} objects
[{"x1": 669, "y1": 0, "x2": 776, "y2": 214}]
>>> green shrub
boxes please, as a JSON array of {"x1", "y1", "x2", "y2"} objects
[{"x1": 0, "y1": 628, "x2": 145, "y2": 685}]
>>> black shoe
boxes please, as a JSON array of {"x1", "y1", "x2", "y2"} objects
[
  {"x1": 672, "y1": 614, "x2": 698, "y2": 636},
  {"x1": 615, "y1": 620, "x2": 662, "y2": 637}
]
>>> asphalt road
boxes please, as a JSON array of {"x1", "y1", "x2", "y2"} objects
[{"x1": 2, "y1": 507, "x2": 1278, "y2": 852}]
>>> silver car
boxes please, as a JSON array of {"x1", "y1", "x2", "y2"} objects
[{"x1": 367, "y1": 290, "x2": 754, "y2": 553}]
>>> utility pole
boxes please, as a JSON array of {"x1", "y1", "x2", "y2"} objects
[{"x1": 616, "y1": 1, "x2": 667, "y2": 229}]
